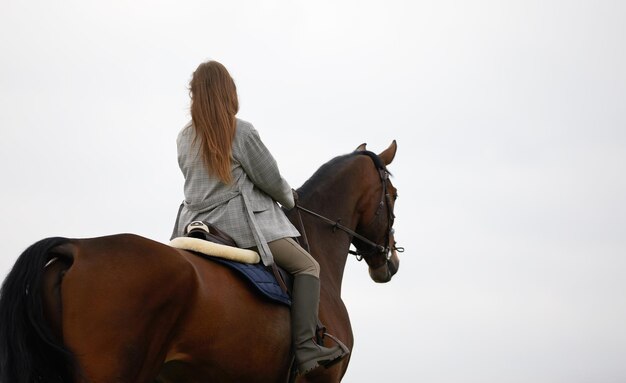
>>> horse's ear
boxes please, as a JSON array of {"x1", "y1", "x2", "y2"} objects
[
  {"x1": 378, "y1": 140, "x2": 397, "y2": 165},
  {"x1": 355, "y1": 143, "x2": 367, "y2": 152}
]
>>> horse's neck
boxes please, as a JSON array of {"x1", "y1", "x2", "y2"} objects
[{"x1": 295, "y1": 161, "x2": 364, "y2": 292}]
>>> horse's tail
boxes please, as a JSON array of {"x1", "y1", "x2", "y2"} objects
[{"x1": 0, "y1": 237, "x2": 76, "y2": 383}]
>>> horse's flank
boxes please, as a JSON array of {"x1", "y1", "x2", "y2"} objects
[{"x1": 58, "y1": 234, "x2": 292, "y2": 382}]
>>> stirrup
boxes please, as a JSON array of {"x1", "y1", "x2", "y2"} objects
[
  {"x1": 322, "y1": 332, "x2": 350, "y2": 356},
  {"x1": 317, "y1": 332, "x2": 350, "y2": 370},
  {"x1": 296, "y1": 340, "x2": 348, "y2": 375}
]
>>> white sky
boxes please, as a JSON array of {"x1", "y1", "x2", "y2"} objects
[{"x1": 1, "y1": 1, "x2": 625, "y2": 382}]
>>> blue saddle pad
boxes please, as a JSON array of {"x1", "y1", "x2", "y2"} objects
[{"x1": 209, "y1": 257, "x2": 291, "y2": 307}]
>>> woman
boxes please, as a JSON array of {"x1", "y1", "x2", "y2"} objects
[{"x1": 171, "y1": 60, "x2": 348, "y2": 375}]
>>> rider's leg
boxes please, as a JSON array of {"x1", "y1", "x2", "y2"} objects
[{"x1": 267, "y1": 238, "x2": 349, "y2": 375}]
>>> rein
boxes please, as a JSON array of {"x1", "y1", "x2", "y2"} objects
[
  {"x1": 295, "y1": 205, "x2": 388, "y2": 254},
  {"x1": 294, "y1": 151, "x2": 404, "y2": 262}
]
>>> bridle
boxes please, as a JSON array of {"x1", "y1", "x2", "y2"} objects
[{"x1": 294, "y1": 151, "x2": 404, "y2": 264}]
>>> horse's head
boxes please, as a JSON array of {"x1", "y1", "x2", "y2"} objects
[{"x1": 352, "y1": 141, "x2": 401, "y2": 283}]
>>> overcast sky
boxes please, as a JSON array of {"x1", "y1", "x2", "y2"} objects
[{"x1": 1, "y1": 1, "x2": 625, "y2": 382}]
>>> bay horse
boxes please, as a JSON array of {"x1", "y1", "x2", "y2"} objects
[{"x1": 0, "y1": 141, "x2": 401, "y2": 383}]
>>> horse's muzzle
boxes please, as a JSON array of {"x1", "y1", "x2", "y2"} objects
[{"x1": 368, "y1": 250, "x2": 400, "y2": 283}]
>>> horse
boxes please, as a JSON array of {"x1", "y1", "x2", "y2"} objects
[{"x1": 0, "y1": 141, "x2": 401, "y2": 383}]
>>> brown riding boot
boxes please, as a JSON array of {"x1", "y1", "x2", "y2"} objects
[{"x1": 291, "y1": 274, "x2": 350, "y2": 375}]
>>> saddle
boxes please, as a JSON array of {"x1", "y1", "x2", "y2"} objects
[
  {"x1": 170, "y1": 221, "x2": 293, "y2": 306},
  {"x1": 185, "y1": 221, "x2": 238, "y2": 246}
]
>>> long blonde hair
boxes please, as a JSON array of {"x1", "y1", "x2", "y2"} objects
[{"x1": 189, "y1": 61, "x2": 239, "y2": 184}]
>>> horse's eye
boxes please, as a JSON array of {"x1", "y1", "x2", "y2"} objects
[{"x1": 393, "y1": 193, "x2": 398, "y2": 201}]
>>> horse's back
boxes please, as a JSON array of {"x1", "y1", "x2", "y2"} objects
[{"x1": 54, "y1": 234, "x2": 292, "y2": 382}]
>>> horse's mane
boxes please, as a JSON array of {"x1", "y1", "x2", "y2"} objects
[
  {"x1": 298, "y1": 153, "x2": 355, "y2": 195},
  {"x1": 298, "y1": 150, "x2": 388, "y2": 196}
]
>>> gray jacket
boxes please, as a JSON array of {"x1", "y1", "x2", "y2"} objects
[{"x1": 172, "y1": 118, "x2": 300, "y2": 264}]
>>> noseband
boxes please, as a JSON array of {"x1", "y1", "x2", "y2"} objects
[{"x1": 294, "y1": 151, "x2": 404, "y2": 264}]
